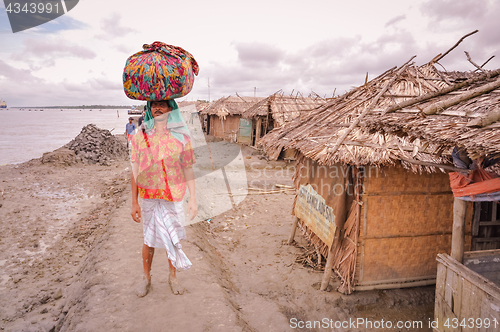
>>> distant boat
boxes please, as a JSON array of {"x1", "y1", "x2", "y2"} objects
[
  {"x1": 0, "y1": 99, "x2": 6, "y2": 109},
  {"x1": 128, "y1": 108, "x2": 142, "y2": 115}
]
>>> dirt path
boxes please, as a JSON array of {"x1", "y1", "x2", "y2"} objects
[{"x1": 0, "y1": 145, "x2": 435, "y2": 332}]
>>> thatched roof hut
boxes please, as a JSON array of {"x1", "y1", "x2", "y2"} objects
[
  {"x1": 242, "y1": 92, "x2": 327, "y2": 127},
  {"x1": 261, "y1": 51, "x2": 500, "y2": 294},
  {"x1": 201, "y1": 95, "x2": 263, "y2": 118},
  {"x1": 239, "y1": 92, "x2": 326, "y2": 149},
  {"x1": 260, "y1": 61, "x2": 466, "y2": 171},
  {"x1": 199, "y1": 95, "x2": 264, "y2": 143}
]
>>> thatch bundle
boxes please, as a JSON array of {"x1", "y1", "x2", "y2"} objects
[
  {"x1": 200, "y1": 95, "x2": 264, "y2": 119},
  {"x1": 262, "y1": 31, "x2": 500, "y2": 293},
  {"x1": 260, "y1": 59, "x2": 500, "y2": 172},
  {"x1": 242, "y1": 91, "x2": 326, "y2": 127}
]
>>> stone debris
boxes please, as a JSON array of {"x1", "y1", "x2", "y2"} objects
[{"x1": 65, "y1": 124, "x2": 128, "y2": 166}]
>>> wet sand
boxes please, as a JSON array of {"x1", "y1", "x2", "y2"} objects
[{"x1": 0, "y1": 142, "x2": 435, "y2": 332}]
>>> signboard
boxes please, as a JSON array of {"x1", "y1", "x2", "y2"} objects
[{"x1": 294, "y1": 184, "x2": 336, "y2": 247}]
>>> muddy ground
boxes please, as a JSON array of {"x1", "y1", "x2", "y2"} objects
[{"x1": 0, "y1": 140, "x2": 435, "y2": 332}]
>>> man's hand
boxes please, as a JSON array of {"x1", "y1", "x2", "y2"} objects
[
  {"x1": 187, "y1": 199, "x2": 197, "y2": 221},
  {"x1": 131, "y1": 202, "x2": 141, "y2": 223}
]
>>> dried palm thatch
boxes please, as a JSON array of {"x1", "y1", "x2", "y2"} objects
[
  {"x1": 295, "y1": 242, "x2": 327, "y2": 271},
  {"x1": 260, "y1": 56, "x2": 500, "y2": 172},
  {"x1": 242, "y1": 91, "x2": 327, "y2": 127},
  {"x1": 264, "y1": 32, "x2": 500, "y2": 293},
  {"x1": 362, "y1": 69, "x2": 500, "y2": 160},
  {"x1": 200, "y1": 95, "x2": 264, "y2": 118}
]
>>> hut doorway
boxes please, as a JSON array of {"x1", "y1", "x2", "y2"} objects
[
  {"x1": 238, "y1": 118, "x2": 252, "y2": 145},
  {"x1": 472, "y1": 201, "x2": 500, "y2": 250}
]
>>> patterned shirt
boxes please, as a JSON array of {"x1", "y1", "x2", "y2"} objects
[{"x1": 130, "y1": 127, "x2": 195, "y2": 202}]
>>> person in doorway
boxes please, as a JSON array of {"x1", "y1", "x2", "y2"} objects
[
  {"x1": 138, "y1": 106, "x2": 146, "y2": 127},
  {"x1": 130, "y1": 99, "x2": 197, "y2": 297},
  {"x1": 126, "y1": 117, "x2": 136, "y2": 148}
]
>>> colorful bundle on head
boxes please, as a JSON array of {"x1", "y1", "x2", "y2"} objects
[{"x1": 123, "y1": 42, "x2": 199, "y2": 101}]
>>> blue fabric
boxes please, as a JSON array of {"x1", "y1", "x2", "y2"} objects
[
  {"x1": 126, "y1": 122, "x2": 136, "y2": 135},
  {"x1": 457, "y1": 192, "x2": 500, "y2": 201}
]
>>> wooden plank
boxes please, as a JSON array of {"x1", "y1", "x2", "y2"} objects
[
  {"x1": 469, "y1": 282, "x2": 484, "y2": 332},
  {"x1": 437, "y1": 254, "x2": 500, "y2": 299},
  {"x1": 480, "y1": 294, "x2": 500, "y2": 332},
  {"x1": 464, "y1": 249, "x2": 500, "y2": 259},
  {"x1": 461, "y1": 279, "x2": 479, "y2": 332},
  {"x1": 473, "y1": 237, "x2": 500, "y2": 243},
  {"x1": 479, "y1": 221, "x2": 500, "y2": 227},
  {"x1": 492, "y1": 202, "x2": 497, "y2": 222},
  {"x1": 436, "y1": 262, "x2": 447, "y2": 300},
  {"x1": 445, "y1": 268, "x2": 454, "y2": 308},
  {"x1": 436, "y1": 292, "x2": 459, "y2": 332},
  {"x1": 452, "y1": 272, "x2": 463, "y2": 320},
  {"x1": 473, "y1": 202, "x2": 481, "y2": 237}
]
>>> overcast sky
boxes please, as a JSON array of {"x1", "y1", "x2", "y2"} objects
[{"x1": 0, "y1": 0, "x2": 499, "y2": 107}]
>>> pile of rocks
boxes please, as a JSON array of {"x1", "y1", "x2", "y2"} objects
[{"x1": 65, "y1": 124, "x2": 128, "y2": 165}]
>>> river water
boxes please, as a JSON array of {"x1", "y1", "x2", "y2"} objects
[{"x1": 0, "y1": 108, "x2": 132, "y2": 165}]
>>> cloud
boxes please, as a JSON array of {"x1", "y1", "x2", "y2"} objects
[
  {"x1": 385, "y1": 14, "x2": 407, "y2": 27},
  {"x1": 0, "y1": 59, "x2": 126, "y2": 106},
  {"x1": 16, "y1": 38, "x2": 97, "y2": 60},
  {"x1": 421, "y1": 0, "x2": 487, "y2": 23},
  {"x1": 233, "y1": 42, "x2": 285, "y2": 67},
  {"x1": 205, "y1": 29, "x2": 440, "y2": 99},
  {"x1": 95, "y1": 13, "x2": 135, "y2": 40}
]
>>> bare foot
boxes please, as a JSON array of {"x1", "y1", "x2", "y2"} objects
[
  {"x1": 168, "y1": 275, "x2": 185, "y2": 295},
  {"x1": 137, "y1": 276, "x2": 151, "y2": 297}
]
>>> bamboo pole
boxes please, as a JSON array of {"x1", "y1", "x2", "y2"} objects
[
  {"x1": 465, "y1": 51, "x2": 488, "y2": 75},
  {"x1": 466, "y1": 107, "x2": 500, "y2": 127},
  {"x1": 423, "y1": 76, "x2": 500, "y2": 115},
  {"x1": 431, "y1": 30, "x2": 478, "y2": 63},
  {"x1": 327, "y1": 56, "x2": 416, "y2": 156},
  {"x1": 320, "y1": 228, "x2": 342, "y2": 291},
  {"x1": 287, "y1": 216, "x2": 300, "y2": 245},
  {"x1": 383, "y1": 68, "x2": 500, "y2": 114},
  {"x1": 399, "y1": 157, "x2": 471, "y2": 173},
  {"x1": 451, "y1": 198, "x2": 467, "y2": 263}
]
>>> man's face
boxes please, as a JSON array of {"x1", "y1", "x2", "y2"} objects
[
  {"x1": 129, "y1": 119, "x2": 133, "y2": 123},
  {"x1": 151, "y1": 101, "x2": 172, "y2": 120}
]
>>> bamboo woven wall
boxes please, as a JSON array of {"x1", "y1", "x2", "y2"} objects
[
  {"x1": 355, "y1": 165, "x2": 473, "y2": 285},
  {"x1": 209, "y1": 115, "x2": 241, "y2": 141}
]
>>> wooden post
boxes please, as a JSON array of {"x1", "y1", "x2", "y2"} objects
[
  {"x1": 255, "y1": 118, "x2": 262, "y2": 146},
  {"x1": 287, "y1": 216, "x2": 299, "y2": 245},
  {"x1": 320, "y1": 227, "x2": 343, "y2": 291},
  {"x1": 451, "y1": 198, "x2": 467, "y2": 263}
]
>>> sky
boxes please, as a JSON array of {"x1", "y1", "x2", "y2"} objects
[{"x1": 0, "y1": 0, "x2": 499, "y2": 107}]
